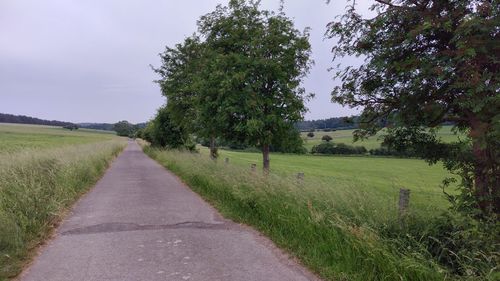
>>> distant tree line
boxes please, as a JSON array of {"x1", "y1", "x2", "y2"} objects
[
  {"x1": 295, "y1": 116, "x2": 359, "y2": 131},
  {"x1": 78, "y1": 123, "x2": 115, "y2": 131},
  {"x1": 79, "y1": 122, "x2": 146, "y2": 133},
  {"x1": 0, "y1": 113, "x2": 76, "y2": 127},
  {"x1": 112, "y1": 121, "x2": 147, "y2": 137}
]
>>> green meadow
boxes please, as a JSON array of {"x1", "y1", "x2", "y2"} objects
[
  {"x1": 301, "y1": 126, "x2": 462, "y2": 151},
  {"x1": 208, "y1": 148, "x2": 453, "y2": 214},
  {"x1": 0, "y1": 123, "x2": 117, "y2": 153},
  {"x1": 0, "y1": 124, "x2": 126, "y2": 280}
]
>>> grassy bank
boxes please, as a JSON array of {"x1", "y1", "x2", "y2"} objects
[
  {"x1": 144, "y1": 146, "x2": 497, "y2": 280},
  {"x1": 0, "y1": 125, "x2": 126, "y2": 280},
  {"x1": 211, "y1": 148, "x2": 453, "y2": 216}
]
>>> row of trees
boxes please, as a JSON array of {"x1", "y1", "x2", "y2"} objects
[
  {"x1": 149, "y1": 0, "x2": 313, "y2": 171},
  {"x1": 295, "y1": 116, "x2": 359, "y2": 131}
]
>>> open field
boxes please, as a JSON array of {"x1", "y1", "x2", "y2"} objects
[
  {"x1": 301, "y1": 125, "x2": 463, "y2": 151},
  {"x1": 144, "y1": 144, "x2": 497, "y2": 280},
  {"x1": 0, "y1": 123, "x2": 116, "y2": 153},
  {"x1": 0, "y1": 124, "x2": 126, "y2": 280},
  {"x1": 207, "y1": 148, "x2": 453, "y2": 214}
]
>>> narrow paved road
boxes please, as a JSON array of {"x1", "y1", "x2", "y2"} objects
[{"x1": 20, "y1": 141, "x2": 317, "y2": 281}]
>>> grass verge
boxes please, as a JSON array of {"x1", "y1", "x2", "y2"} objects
[
  {"x1": 144, "y1": 146, "x2": 498, "y2": 280},
  {"x1": 0, "y1": 140, "x2": 126, "y2": 280},
  {"x1": 144, "y1": 146, "x2": 442, "y2": 280}
]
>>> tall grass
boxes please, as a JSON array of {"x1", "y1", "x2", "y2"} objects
[
  {"x1": 144, "y1": 146, "x2": 498, "y2": 281},
  {"x1": 0, "y1": 140, "x2": 125, "y2": 280}
]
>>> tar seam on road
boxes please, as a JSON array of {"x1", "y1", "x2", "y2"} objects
[{"x1": 61, "y1": 221, "x2": 232, "y2": 236}]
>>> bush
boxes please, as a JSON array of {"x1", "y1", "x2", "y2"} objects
[
  {"x1": 143, "y1": 107, "x2": 195, "y2": 151},
  {"x1": 369, "y1": 146, "x2": 416, "y2": 157},
  {"x1": 62, "y1": 124, "x2": 78, "y2": 131},
  {"x1": 307, "y1": 132, "x2": 314, "y2": 138},
  {"x1": 321, "y1": 135, "x2": 333, "y2": 142},
  {"x1": 311, "y1": 142, "x2": 367, "y2": 155}
]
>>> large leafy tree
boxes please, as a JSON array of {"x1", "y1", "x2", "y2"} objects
[
  {"x1": 327, "y1": 0, "x2": 499, "y2": 215},
  {"x1": 154, "y1": 37, "x2": 201, "y2": 138},
  {"x1": 198, "y1": 0, "x2": 313, "y2": 171},
  {"x1": 142, "y1": 106, "x2": 193, "y2": 150},
  {"x1": 113, "y1": 120, "x2": 136, "y2": 137},
  {"x1": 155, "y1": 36, "x2": 243, "y2": 159}
]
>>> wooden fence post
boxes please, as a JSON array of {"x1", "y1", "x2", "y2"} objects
[
  {"x1": 398, "y1": 188, "x2": 410, "y2": 225},
  {"x1": 296, "y1": 172, "x2": 304, "y2": 184},
  {"x1": 251, "y1": 163, "x2": 256, "y2": 172}
]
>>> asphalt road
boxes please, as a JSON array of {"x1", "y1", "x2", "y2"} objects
[{"x1": 20, "y1": 141, "x2": 318, "y2": 281}]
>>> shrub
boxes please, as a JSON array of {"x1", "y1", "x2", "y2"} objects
[
  {"x1": 307, "y1": 132, "x2": 314, "y2": 138},
  {"x1": 322, "y1": 135, "x2": 333, "y2": 142},
  {"x1": 311, "y1": 143, "x2": 367, "y2": 155},
  {"x1": 369, "y1": 146, "x2": 416, "y2": 157}
]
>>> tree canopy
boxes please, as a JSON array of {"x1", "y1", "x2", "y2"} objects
[
  {"x1": 113, "y1": 121, "x2": 137, "y2": 137},
  {"x1": 327, "y1": 0, "x2": 499, "y2": 216},
  {"x1": 153, "y1": 0, "x2": 312, "y2": 170}
]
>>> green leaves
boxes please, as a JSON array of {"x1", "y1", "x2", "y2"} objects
[
  {"x1": 327, "y1": 0, "x2": 500, "y2": 217},
  {"x1": 153, "y1": 0, "x2": 312, "y2": 166}
]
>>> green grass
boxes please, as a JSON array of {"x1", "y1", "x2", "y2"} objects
[
  {"x1": 0, "y1": 123, "x2": 116, "y2": 153},
  {"x1": 302, "y1": 126, "x2": 462, "y2": 152},
  {"x1": 143, "y1": 145, "x2": 496, "y2": 280},
  {"x1": 0, "y1": 124, "x2": 126, "y2": 280},
  {"x1": 210, "y1": 149, "x2": 453, "y2": 216}
]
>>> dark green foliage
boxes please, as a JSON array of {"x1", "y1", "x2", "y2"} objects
[
  {"x1": 321, "y1": 135, "x2": 333, "y2": 142},
  {"x1": 78, "y1": 123, "x2": 115, "y2": 131},
  {"x1": 369, "y1": 147, "x2": 415, "y2": 157},
  {"x1": 197, "y1": 0, "x2": 313, "y2": 169},
  {"x1": 62, "y1": 124, "x2": 78, "y2": 131},
  {"x1": 327, "y1": 1, "x2": 500, "y2": 277},
  {"x1": 295, "y1": 115, "x2": 359, "y2": 131},
  {"x1": 0, "y1": 113, "x2": 75, "y2": 127},
  {"x1": 269, "y1": 126, "x2": 307, "y2": 154},
  {"x1": 142, "y1": 107, "x2": 194, "y2": 150},
  {"x1": 153, "y1": 0, "x2": 312, "y2": 168},
  {"x1": 312, "y1": 142, "x2": 367, "y2": 155},
  {"x1": 327, "y1": 0, "x2": 500, "y2": 217},
  {"x1": 113, "y1": 121, "x2": 137, "y2": 137}
]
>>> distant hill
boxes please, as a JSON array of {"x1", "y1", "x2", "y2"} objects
[
  {"x1": 0, "y1": 113, "x2": 75, "y2": 127},
  {"x1": 0, "y1": 113, "x2": 146, "y2": 131}
]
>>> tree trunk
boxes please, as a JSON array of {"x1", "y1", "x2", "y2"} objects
[
  {"x1": 210, "y1": 136, "x2": 218, "y2": 160},
  {"x1": 471, "y1": 140, "x2": 499, "y2": 215},
  {"x1": 262, "y1": 143, "x2": 270, "y2": 173},
  {"x1": 470, "y1": 120, "x2": 499, "y2": 216}
]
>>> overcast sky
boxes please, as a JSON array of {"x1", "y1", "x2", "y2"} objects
[{"x1": 0, "y1": 0, "x2": 371, "y2": 123}]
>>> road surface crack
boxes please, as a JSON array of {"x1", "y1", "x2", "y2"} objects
[{"x1": 61, "y1": 221, "x2": 230, "y2": 236}]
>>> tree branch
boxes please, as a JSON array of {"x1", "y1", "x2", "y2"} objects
[{"x1": 375, "y1": 0, "x2": 403, "y2": 8}]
